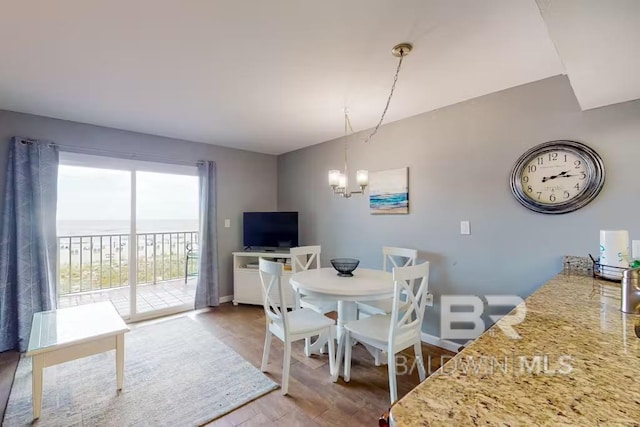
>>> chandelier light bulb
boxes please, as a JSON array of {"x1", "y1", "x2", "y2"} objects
[
  {"x1": 338, "y1": 173, "x2": 347, "y2": 189},
  {"x1": 356, "y1": 170, "x2": 369, "y2": 187},
  {"x1": 328, "y1": 170, "x2": 340, "y2": 187}
]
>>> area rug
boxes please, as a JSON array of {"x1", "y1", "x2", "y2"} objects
[{"x1": 3, "y1": 317, "x2": 278, "y2": 426}]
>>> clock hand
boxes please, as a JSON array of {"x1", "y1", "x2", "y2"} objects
[{"x1": 541, "y1": 170, "x2": 571, "y2": 183}]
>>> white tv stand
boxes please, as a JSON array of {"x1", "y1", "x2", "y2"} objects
[{"x1": 232, "y1": 251, "x2": 294, "y2": 306}]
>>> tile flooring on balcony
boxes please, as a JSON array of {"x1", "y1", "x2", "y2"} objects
[{"x1": 58, "y1": 277, "x2": 197, "y2": 318}]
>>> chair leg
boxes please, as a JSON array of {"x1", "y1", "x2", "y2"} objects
[
  {"x1": 388, "y1": 350, "x2": 398, "y2": 404},
  {"x1": 304, "y1": 337, "x2": 312, "y2": 357},
  {"x1": 326, "y1": 328, "x2": 336, "y2": 378},
  {"x1": 344, "y1": 330, "x2": 352, "y2": 382},
  {"x1": 333, "y1": 332, "x2": 344, "y2": 383},
  {"x1": 375, "y1": 349, "x2": 387, "y2": 366},
  {"x1": 414, "y1": 342, "x2": 427, "y2": 381},
  {"x1": 282, "y1": 341, "x2": 292, "y2": 395},
  {"x1": 261, "y1": 327, "x2": 272, "y2": 372}
]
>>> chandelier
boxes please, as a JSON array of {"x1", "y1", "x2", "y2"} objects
[{"x1": 328, "y1": 42, "x2": 412, "y2": 198}]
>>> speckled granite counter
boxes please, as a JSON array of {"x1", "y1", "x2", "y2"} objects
[{"x1": 390, "y1": 273, "x2": 640, "y2": 426}]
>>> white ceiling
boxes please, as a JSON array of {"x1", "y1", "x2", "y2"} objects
[
  {"x1": 0, "y1": 1, "x2": 635, "y2": 154},
  {"x1": 537, "y1": 0, "x2": 640, "y2": 111}
]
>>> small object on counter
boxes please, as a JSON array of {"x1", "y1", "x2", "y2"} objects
[
  {"x1": 631, "y1": 260, "x2": 640, "y2": 269},
  {"x1": 599, "y1": 230, "x2": 630, "y2": 280},
  {"x1": 590, "y1": 253, "x2": 626, "y2": 282}
]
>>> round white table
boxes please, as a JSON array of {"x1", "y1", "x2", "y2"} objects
[{"x1": 289, "y1": 267, "x2": 393, "y2": 342}]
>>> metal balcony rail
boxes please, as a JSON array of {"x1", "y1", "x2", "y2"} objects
[{"x1": 58, "y1": 231, "x2": 199, "y2": 295}]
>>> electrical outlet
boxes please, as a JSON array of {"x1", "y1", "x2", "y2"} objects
[
  {"x1": 224, "y1": 219, "x2": 231, "y2": 228},
  {"x1": 425, "y1": 293, "x2": 434, "y2": 307}
]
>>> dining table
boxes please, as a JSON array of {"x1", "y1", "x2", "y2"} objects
[{"x1": 289, "y1": 267, "x2": 393, "y2": 376}]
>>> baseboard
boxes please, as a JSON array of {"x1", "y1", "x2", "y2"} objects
[
  {"x1": 421, "y1": 332, "x2": 461, "y2": 353},
  {"x1": 219, "y1": 295, "x2": 234, "y2": 304}
]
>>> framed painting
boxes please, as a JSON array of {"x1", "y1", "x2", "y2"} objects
[{"x1": 369, "y1": 167, "x2": 409, "y2": 214}]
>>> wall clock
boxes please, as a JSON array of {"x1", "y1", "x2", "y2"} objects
[{"x1": 509, "y1": 140, "x2": 605, "y2": 214}]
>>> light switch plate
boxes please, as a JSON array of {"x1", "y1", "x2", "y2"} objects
[
  {"x1": 460, "y1": 220, "x2": 470, "y2": 235},
  {"x1": 224, "y1": 219, "x2": 231, "y2": 228}
]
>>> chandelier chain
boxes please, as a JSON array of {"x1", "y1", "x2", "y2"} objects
[
  {"x1": 363, "y1": 54, "x2": 405, "y2": 144},
  {"x1": 343, "y1": 110, "x2": 355, "y2": 173},
  {"x1": 328, "y1": 42, "x2": 410, "y2": 198}
]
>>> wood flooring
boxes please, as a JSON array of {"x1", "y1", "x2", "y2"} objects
[
  {"x1": 191, "y1": 304, "x2": 454, "y2": 426},
  {"x1": 0, "y1": 350, "x2": 19, "y2": 422},
  {"x1": 0, "y1": 303, "x2": 455, "y2": 426}
]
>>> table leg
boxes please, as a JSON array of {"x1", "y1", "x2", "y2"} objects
[
  {"x1": 336, "y1": 301, "x2": 357, "y2": 341},
  {"x1": 307, "y1": 300, "x2": 357, "y2": 357},
  {"x1": 305, "y1": 331, "x2": 330, "y2": 355},
  {"x1": 334, "y1": 301, "x2": 359, "y2": 380},
  {"x1": 116, "y1": 334, "x2": 124, "y2": 390},
  {"x1": 32, "y1": 355, "x2": 43, "y2": 419}
]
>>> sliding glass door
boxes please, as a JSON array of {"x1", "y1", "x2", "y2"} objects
[
  {"x1": 134, "y1": 170, "x2": 199, "y2": 318},
  {"x1": 57, "y1": 164, "x2": 133, "y2": 316},
  {"x1": 56, "y1": 153, "x2": 199, "y2": 321}
]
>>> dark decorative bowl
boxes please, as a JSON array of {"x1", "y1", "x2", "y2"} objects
[{"x1": 330, "y1": 258, "x2": 360, "y2": 277}]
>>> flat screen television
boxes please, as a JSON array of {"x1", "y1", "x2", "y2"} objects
[{"x1": 243, "y1": 212, "x2": 298, "y2": 250}]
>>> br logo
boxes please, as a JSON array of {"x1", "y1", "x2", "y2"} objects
[{"x1": 440, "y1": 295, "x2": 525, "y2": 340}]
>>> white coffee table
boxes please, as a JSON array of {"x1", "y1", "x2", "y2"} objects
[{"x1": 26, "y1": 301, "x2": 129, "y2": 419}]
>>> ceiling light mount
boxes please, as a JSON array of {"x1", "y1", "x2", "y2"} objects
[
  {"x1": 328, "y1": 41, "x2": 414, "y2": 199},
  {"x1": 391, "y1": 43, "x2": 413, "y2": 58}
]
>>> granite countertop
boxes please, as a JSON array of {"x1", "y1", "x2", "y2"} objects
[{"x1": 390, "y1": 273, "x2": 640, "y2": 426}]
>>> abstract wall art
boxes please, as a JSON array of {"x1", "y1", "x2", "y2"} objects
[{"x1": 369, "y1": 167, "x2": 409, "y2": 215}]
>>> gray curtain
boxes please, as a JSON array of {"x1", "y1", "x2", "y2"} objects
[
  {"x1": 0, "y1": 137, "x2": 59, "y2": 352},
  {"x1": 195, "y1": 161, "x2": 219, "y2": 308}
]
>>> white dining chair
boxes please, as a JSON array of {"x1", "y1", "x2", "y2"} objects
[
  {"x1": 258, "y1": 258, "x2": 336, "y2": 395},
  {"x1": 356, "y1": 247, "x2": 418, "y2": 317},
  {"x1": 290, "y1": 245, "x2": 337, "y2": 356},
  {"x1": 336, "y1": 261, "x2": 430, "y2": 404},
  {"x1": 357, "y1": 247, "x2": 418, "y2": 366}
]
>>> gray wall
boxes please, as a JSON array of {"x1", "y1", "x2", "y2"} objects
[
  {"x1": 278, "y1": 75, "x2": 640, "y2": 338},
  {"x1": 0, "y1": 110, "x2": 278, "y2": 298}
]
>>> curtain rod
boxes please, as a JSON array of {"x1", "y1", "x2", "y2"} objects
[{"x1": 48, "y1": 142, "x2": 205, "y2": 167}]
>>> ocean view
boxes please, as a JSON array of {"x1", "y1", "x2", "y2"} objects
[
  {"x1": 56, "y1": 220, "x2": 200, "y2": 293},
  {"x1": 57, "y1": 219, "x2": 199, "y2": 236}
]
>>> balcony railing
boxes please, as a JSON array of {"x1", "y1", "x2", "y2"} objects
[{"x1": 58, "y1": 231, "x2": 199, "y2": 295}]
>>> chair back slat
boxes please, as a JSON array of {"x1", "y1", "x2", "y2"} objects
[
  {"x1": 290, "y1": 245, "x2": 321, "y2": 273},
  {"x1": 290, "y1": 246, "x2": 321, "y2": 309},
  {"x1": 382, "y1": 247, "x2": 417, "y2": 272},
  {"x1": 389, "y1": 262, "x2": 430, "y2": 345},
  {"x1": 259, "y1": 258, "x2": 288, "y2": 333}
]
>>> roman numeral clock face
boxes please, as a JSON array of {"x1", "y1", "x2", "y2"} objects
[{"x1": 510, "y1": 141, "x2": 605, "y2": 214}]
